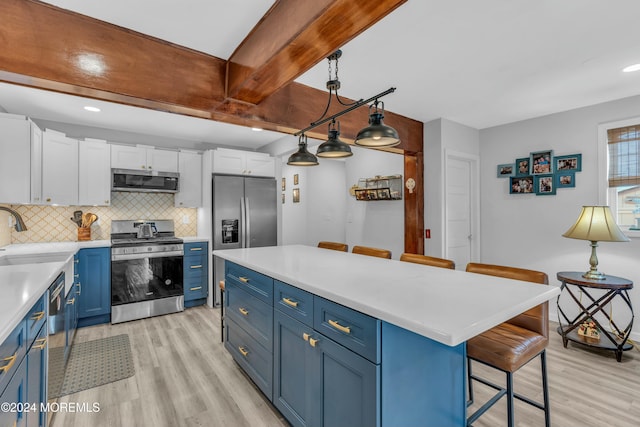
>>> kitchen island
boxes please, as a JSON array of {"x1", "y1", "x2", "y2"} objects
[{"x1": 213, "y1": 245, "x2": 560, "y2": 427}]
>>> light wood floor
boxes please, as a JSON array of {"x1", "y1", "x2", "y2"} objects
[{"x1": 52, "y1": 306, "x2": 640, "y2": 427}]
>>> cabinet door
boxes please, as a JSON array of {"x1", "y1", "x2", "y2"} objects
[
  {"x1": 26, "y1": 326, "x2": 47, "y2": 427},
  {"x1": 79, "y1": 139, "x2": 111, "y2": 206},
  {"x1": 110, "y1": 144, "x2": 147, "y2": 170},
  {"x1": 77, "y1": 248, "x2": 111, "y2": 322},
  {"x1": 148, "y1": 148, "x2": 178, "y2": 172},
  {"x1": 30, "y1": 123, "x2": 43, "y2": 204},
  {"x1": 64, "y1": 284, "x2": 78, "y2": 363},
  {"x1": 42, "y1": 130, "x2": 78, "y2": 205},
  {"x1": 0, "y1": 358, "x2": 27, "y2": 427},
  {"x1": 212, "y1": 148, "x2": 246, "y2": 174},
  {"x1": 273, "y1": 311, "x2": 315, "y2": 427},
  {"x1": 175, "y1": 151, "x2": 202, "y2": 207},
  {"x1": 0, "y1": 113, "x2": 31, "y2": 204},
  {"x1": 245, "y1": 152, "x2": 275, "y2": 177}
]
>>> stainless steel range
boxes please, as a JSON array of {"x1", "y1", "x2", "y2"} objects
[{"x1": 110, "y1": 220, "x2": 184, "y2": 323}]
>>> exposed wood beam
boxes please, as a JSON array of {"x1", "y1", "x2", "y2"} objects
[{"x1": 226, "y1": 0, "x2": 407, "y2": 105}]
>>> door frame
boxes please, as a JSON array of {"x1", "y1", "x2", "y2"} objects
[{"x1": 443, "y1": 149, "x2": 480, "y2": 265}]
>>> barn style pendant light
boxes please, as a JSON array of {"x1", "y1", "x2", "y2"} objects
[
  {"x1": 290, "y1": 49, "x2": 398, "y2": 165},
  {"x1": 316, "y1": 119, "x2": 353, "y2": 158},
  {"x1": 287, "y1": 134, "x2": 319, "y2": 166}
]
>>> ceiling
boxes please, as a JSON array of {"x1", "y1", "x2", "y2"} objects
[{"x1": 2, "y1": 0, "x2": 640, "y2": 152}]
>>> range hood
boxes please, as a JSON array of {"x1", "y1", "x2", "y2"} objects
[{"x1": 111, "y1": 169, "x2": 179, "y2": 193}]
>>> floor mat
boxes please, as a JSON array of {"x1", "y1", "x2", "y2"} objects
[{"x1": 49, "y1": 334, "x2": 135, "y2": 398}]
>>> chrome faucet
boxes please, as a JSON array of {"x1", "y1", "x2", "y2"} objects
[{"x1": 0, "y1": 206, "x2": 28, "y2": 232}]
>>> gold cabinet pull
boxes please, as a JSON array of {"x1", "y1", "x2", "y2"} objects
[
  {"x1": 309, "y1": 338, "x2": 319, "y2": 347},
  {"x1": 77, "y1": 283, "x2": 82, "y2": 295},
  {"x1": 238, "y1": 346, "x2": 249, "y2": 357},
  {"x1": 239, "y1": 307, "x2": 249, "y2": 316},
  {"x1": 238, "y1": 277, "x2": 249, "y2": 283},
  {"x1": 34, "y1": 338, "x2": 47, "y2": 350},
  {"x1": 0, "y1": 353, "x2": 17, "y2": 373},
  {"x1": 282, "y1": 297, "x2": 299, "y2": 308},
  {"x1": 190, "y1": 265, "x2": 202, "y2": 269},
  {"x1": 31, "y1": 311, "x2": 45, "y2": 321},
  {"x1": 190, "y1": 286, "x2": 202, "y2": 291},
  {"x1": 328, "y1": 319, "x2": 351, "y2": 334},
  {"x1": 303, "y1": 333, "x2": 310, "y2": 342},
  {"x1": 190, "y1": 247, "x2": 203, "y2": 251},
  {"x1": 67, "y1": 297, "x2": 75, "y2": 305}
]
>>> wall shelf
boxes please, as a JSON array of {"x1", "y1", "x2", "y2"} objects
[{"x1": 352, "y1": 175, "x2": 403, "y2": 201}]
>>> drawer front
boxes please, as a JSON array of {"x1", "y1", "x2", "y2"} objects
[
  {"x1": 184, "y1": 278, "x2": 207, "y2": 301},
  {"x1": 274, "y1": 281, "x2": 313, "y2": 327},
  {"x1": 226, "y1": 262, "x2": 273, "y2": 305},
  {"x1": 184, "y1": 241, "x2": 208, "y2": 255},
  {"x1": 226, "y1": 283, "x2": 273, "y2": 350},
  {"x1": 0, "y1": 320, "x2": 26, "y2": 395},
  {"x1": 314, "y1": 297, "x2": 381, "y2": 364},
  {"x1": 225, "y1": 318, "x2": 273, "y2": 401},
  {"x1": 26, "y1": 294, "x2": 47, "y2": 348}
]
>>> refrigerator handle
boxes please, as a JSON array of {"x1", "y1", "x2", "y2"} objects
[
  {"x1": 240, "y1": 196, "x2": 246, "y2": 248},
  {"x1": 245, "y1": 197, "x2": 251, "y2": 248}
]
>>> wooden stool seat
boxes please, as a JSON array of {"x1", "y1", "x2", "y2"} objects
[
  {"x1": 318, "y1": 241, "x2": 348, "y2": 252},
  {"x1": 399, "y1": 253, "x2": 455, "y2": 269},
  {"x1": 352, "y1": 245, "x2": 391, "y2": 259}
]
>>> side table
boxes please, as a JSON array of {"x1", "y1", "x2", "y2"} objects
[{"x1": 556, "y1": 271, "x2": 634, "y2": 362}]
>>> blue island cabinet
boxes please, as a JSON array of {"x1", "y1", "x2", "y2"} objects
[
  {"x1": 183, "y1": 242, "x2": 209, "y2": 308},
  {"x1": 76, "y1": 247, "x2": 111, "y2": 327}
]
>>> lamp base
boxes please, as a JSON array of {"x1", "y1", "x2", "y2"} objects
[{"x1": 582, "y1": 270, "x2": 606, "y2": 280}]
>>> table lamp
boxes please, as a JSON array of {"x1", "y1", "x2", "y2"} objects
[{"x1": 562, "y1": 205, "x2": 629, "y2": 280}]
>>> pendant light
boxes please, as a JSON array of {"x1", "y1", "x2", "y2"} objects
[
  {"x1": 355, "y1": 100, "x2": 400, "y2": 147},
  {"x1": 316, "y1": 120, "x2": 353, "y2": 158},
  {"x1": 287, "y1": 134, "x2": 319, "y2": 166}
]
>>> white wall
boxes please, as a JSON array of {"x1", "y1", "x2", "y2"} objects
[
  {"x1": 480, "y1": 94, "x2": 640, "y2": 340},
  {"x1": 281, "y1": 163, "x2": 310, "y2": 245}
]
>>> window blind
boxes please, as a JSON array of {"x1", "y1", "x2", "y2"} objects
[{"x1": 608, "y1": 125, "x2": 640, "y2": 187}]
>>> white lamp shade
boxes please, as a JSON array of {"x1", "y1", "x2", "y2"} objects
[{"x1": 562, "y1": 206, "x2": 630, "y2": 242}]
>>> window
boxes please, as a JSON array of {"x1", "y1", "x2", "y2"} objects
[{"x1": 599, "y1": 119, "x2": 640, "y2": 234}]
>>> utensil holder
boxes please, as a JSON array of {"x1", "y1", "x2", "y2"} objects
[{"x1": 78, "y1": 227, "x2": 91, "y2": 241}]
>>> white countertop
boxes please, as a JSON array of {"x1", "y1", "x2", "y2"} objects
[
  {"x1": 213, "y1": 245, "x2": 561, "y2": 346},
  {"x1": 0, "y1": 241, "x2": 110, "y2": 343}
]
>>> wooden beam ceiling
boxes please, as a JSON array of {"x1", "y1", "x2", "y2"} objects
[{"x1": 0, "y1": 0, "x2": 423, "y2": 254}]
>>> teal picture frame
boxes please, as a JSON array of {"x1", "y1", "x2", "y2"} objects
[
  {"x1": 497, "y1": 163, "x2": 515, "y2": 177},
  {"x1": 556, "y1": 171, "x2": 576, "y2": 188},
  {"x1": 555, "y1": 154, "x2": 582, "y2": 172},
  {"x1": 535, "y1": 174, "x2": 555, "y2": 195}
]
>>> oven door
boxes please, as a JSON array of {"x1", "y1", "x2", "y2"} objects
[{"x1": 111, "y1": 251, "x2": 184, "y2": 306}]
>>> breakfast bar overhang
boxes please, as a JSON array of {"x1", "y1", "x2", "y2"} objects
[{"x1": 213, "y1": 245, "x2": 560, "y2": 427}]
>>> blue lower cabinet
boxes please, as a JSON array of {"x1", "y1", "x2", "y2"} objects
[
  {"x1": 26, "y1": 326, "x2": 47, "y2": 427},
  {"x1": 64, "y1": 282, "x2": 78, "y2": 363},
  {"x1": 184, "y1": 242, "x2": 208, "y2": 308},
  {"x1": 77, "y1": 247, "x2": 111, "y2": 327},
  {"x1": 0, "y1": 353, "x2": 28, "y2": 427},
  {"x1": 274, "y1": 310, "x2": 380, "y2": 427}
]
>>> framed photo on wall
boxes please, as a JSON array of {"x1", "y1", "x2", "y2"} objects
[
  {"x1": 497, "y1": 163, "x2": 515, "y2": 177},
  {"x1": 555, "y1": 154, "x2": 582, "y2": 172},
  {"x1": 535, "y1": 175, "x2": 555, "y2": 195},
  {"x1": 555, "y1": 171, "x2": 576, "y2": 188},
  {"x1": 530, "y1": 150, "x2": 553, "y2": 175},
  {"x1": 293, "y1": 188, "x2": 300, "y2": 203},
  {"x1": 509, "y1": 176, "x2": 534, "y2": 194},
  {"x1": 516, "y1": 157, "x2": 530, "y2": 176}
]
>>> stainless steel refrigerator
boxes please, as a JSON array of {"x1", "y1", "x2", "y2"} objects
[{"x1": 212, "y1": 174, "x2": 277, "y2": 303}]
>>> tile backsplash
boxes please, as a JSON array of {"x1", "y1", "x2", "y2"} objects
[{"x1": 7, "y1": 192, "x2": 197, "y2": 244}]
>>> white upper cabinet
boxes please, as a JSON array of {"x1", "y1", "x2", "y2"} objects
[
  {"x1": 175, "y1": 150, "x2": 203, "y2": 208},
  {"x1": 79, "y1": 139, "x2": 111, "y2": 206},
  {"x1": 212, "y1": 148, "x2": 275, "y2": 177},
  {"x1": 111, "y1": 144, "x2": 178, "y2": 173},
  {"x1": 42, "y1": 129, "x2": 78, "y2": 205},
  {"x1": 30, "y1": 124, "x2": 43, "y2": 204},
  {"x1": 0, "y1": 113, "x2": 40, "y2": 204}
]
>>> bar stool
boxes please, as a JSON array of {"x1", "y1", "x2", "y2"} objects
[
  {"x1": 399, "y1": 253, "x2": 455, "y2": 269},
  {"x1": 465, "y1": 263, "x2": 550, "y2": 427},
  {"x1": 219, "y1": 280, "x2": 225, "y2": 343},
  {"x1": 317, "y1": 241, "x2": 348, "y2": 252},
  {"x1": 352, "y1": 245, "x2": 392, "y2": 259}
]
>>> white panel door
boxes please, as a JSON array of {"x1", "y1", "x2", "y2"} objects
[
  {"x1": 42, "y1": 130, "x2": 78, "y2": 205},
  {"x1": 110, "y1": 144, "x2": 147, "y2": 170},
  {"x1": 79, "y1": 139, "x2": 111, "y2": 206},
  {"x1": 0, "y1": 114, "x2": 31, "y2": 204},
  {"x1": 148, "y1": 148, "x2": 178, "y2": 172},
  {"x1": 175, "y1": 151, "x2": 202, "y2": 207},
  {"x1": 245, "y1": 152, "x2": 275, "y2": 177}
]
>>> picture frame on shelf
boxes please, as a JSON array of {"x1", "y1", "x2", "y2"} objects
[
  {"x1": 556, "y1": 171, "x2": 576, "y2": 188},
  {"x1": 497, "y1": 163, "x2": 515, "y2": 177},
  {"x1": 377, "y1": 188, "x2": 391, "y2": 199},
  {"x1": 530, "y1": 150, "x2": 553, "y2": 175},
  {"x1": 355, "y1": 189, "x2": 368, "y2": 201},
  {"x1": 509, "y1": 176, "x2": 534, "y2": 194},
  {"x1": 293, "y1": 188, "x2": 300, "y2": 203},
  {"x1": 516, "y1": 157, "x2": 530, "y2": 176},
  {"x1": 555, "y1": 154, "x2": 582, "y2": 172},
  {"x1": 367, "y1": 189, "x2": 378, "y2": 200},
  {"x1": 535, "y1": 175, "x2": 556, "y2": 195}
]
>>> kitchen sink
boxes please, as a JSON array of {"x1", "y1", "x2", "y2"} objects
[{"x1": 0, "y1": 252, "x2": 73, "y2": 266}]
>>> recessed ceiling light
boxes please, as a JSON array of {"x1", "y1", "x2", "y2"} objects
[
  {"x1": 84, "y1": 106, "x2": 101, "y2": 112},
  {"x1": 251, "y1": 127, "x2": 263, "y2": 132},
  {"x1": 622, "y1": 63, "x2": 640, "y2": 73}
]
